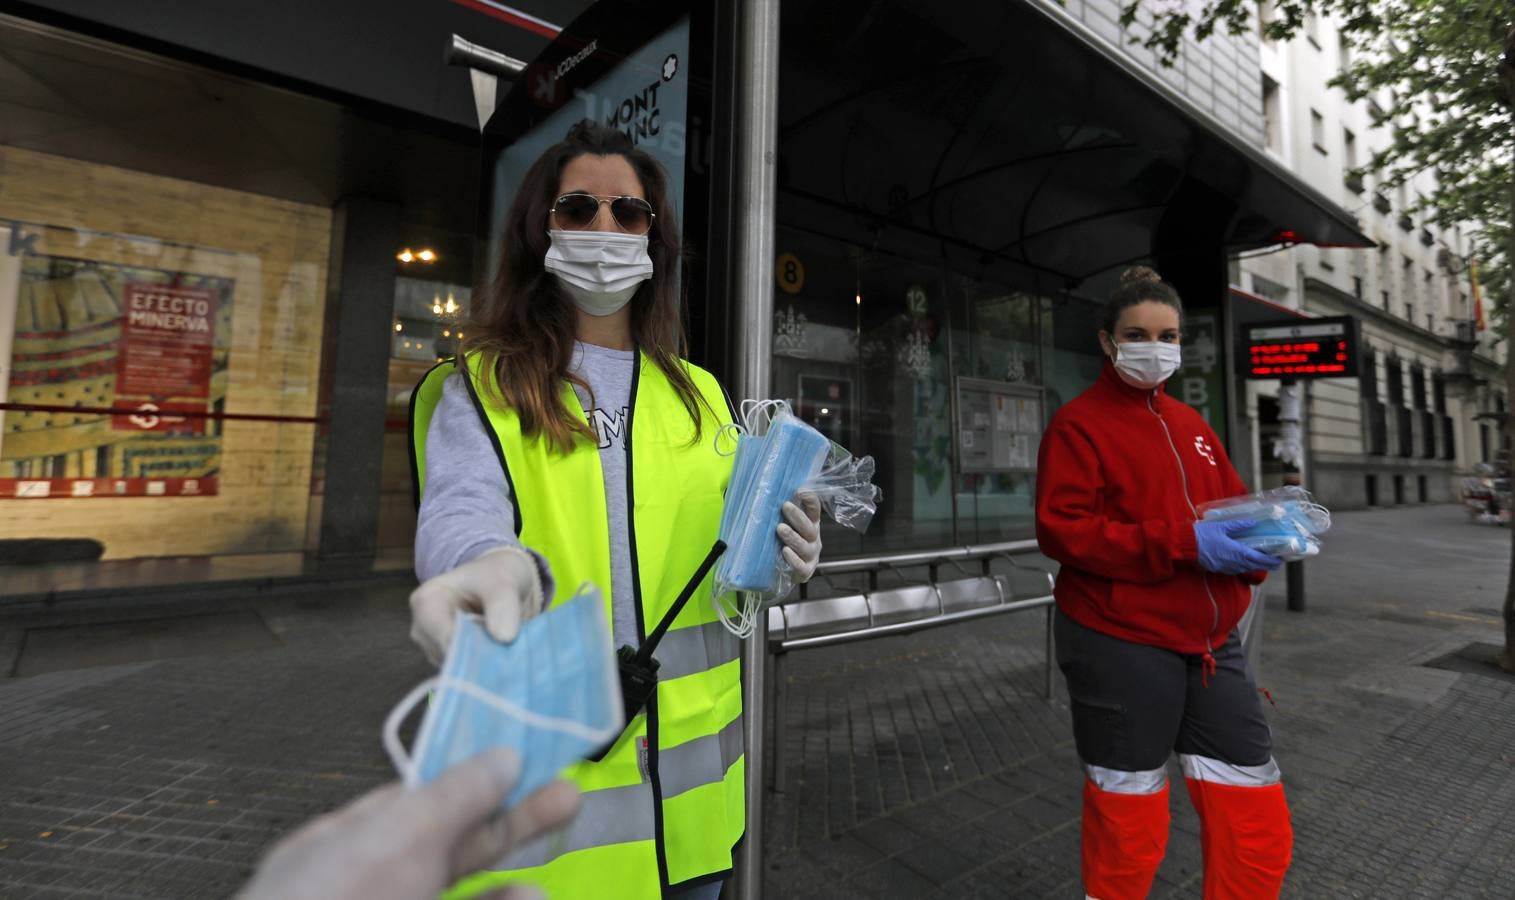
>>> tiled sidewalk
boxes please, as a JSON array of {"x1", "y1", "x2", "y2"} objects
[{"x1": 0, "y1": 504, "x2": 1511, "y2": 898}]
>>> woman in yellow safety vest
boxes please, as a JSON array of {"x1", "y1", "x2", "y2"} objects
[{"x1": 406, "y1": 120, "x2": 823, "y2": 900}]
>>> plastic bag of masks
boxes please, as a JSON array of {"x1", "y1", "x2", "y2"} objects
[
  {"x1": 1197, "y1": 485, "x2": 1332, "y2": 562},
  {"x1": 711, "y1": 400, "x2": 882, "y2": 637}
]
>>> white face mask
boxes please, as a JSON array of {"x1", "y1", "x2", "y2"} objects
[
  {"x1": 1112, "y1": 341, "x2": 1182, "y2": 388},
  {"x1": 544, "y1": 229, "x2": 654, "y2": 317}
]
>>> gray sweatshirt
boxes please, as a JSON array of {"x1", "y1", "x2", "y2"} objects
[{"x1": 414, "y1": 342, "x2": 641, "y2": 648}]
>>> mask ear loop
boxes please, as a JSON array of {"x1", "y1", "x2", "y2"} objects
[
  {"x1": 738, "y1": 398, "x2": 787, "y2": 437},
  {"x1": 383, "y1": 676, "x2": 440, "y2": 787},
  {"x1": 737, "y1": 399, "x2": 763, "y2": 436},
  {"x1": 710, "y1": 585, "x2": 759, "y2": 639},
  {"x1": 713, "y1": 590, "x2": 758, "y2": 639},
  {"x1": 1303, "y1": 503, "x2": 1332, "y2": 533},
  {"x1": 715, "y1": 421, "x2": 744, "y2": 457}
]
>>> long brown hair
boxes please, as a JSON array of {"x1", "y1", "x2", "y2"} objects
[{"x1": 464, "y1": 120, "x2": 708, "y2": 452}]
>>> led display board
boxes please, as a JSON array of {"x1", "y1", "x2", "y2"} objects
[{"x1": 1243, "y1": 316, "x2": 1360, "y2": 379}]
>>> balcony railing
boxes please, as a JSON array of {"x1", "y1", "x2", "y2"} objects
[{"x1": 1454, "y1": 320, "x2": 1477, "y2": 343}]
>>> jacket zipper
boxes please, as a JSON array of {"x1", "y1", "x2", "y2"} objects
[{"x1": 1147, "y1": 389, "x2": 1221, "y2": 655}]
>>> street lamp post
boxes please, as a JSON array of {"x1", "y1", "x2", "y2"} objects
[{"x1": 1497, "y1": 23, "x2": 1515, "y2": 673}]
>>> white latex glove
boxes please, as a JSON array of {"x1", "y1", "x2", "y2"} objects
[
  {"x1": 239, "y1": 748, "x2": 579, "y2": 900},
  {"x1": 777, "y1": 491, "x2": 822, "y2": 584},
  {"x1": 410, "y1": 545, "x2": 545, "y2": 665}
]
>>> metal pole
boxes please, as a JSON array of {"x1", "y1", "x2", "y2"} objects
[
  {"x1": 1285, "y1": 560, "x2": 1305, "y2": 613},
  {"x1": 1497, "y1": 25, "x2": 1515, "y2": 672},
  {"x1": 0, "y1": 224, "x2": 20, "y2": 463},
  {"x1": 1044, "y1": 605, "x2": 1054, "y2": 700},
  {"x1": 731, "y1": 0, "x2": 781, "y2": 896},
  {"x1": 1279, "y1": 377, "x2": 1307, "y2": 613},
  {"x1": 772, "y1": 651, "x2": 787, "y2": 793}
]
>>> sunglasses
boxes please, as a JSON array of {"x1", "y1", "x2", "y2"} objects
[{"x1": 550, "y1": 192, "x2": 656, "y2": 235}]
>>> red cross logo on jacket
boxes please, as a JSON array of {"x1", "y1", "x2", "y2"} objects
[{"x1": 1194, "y1": 436, "x2": 1218, "y2": 466}]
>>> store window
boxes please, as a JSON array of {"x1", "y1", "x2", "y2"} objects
[
  {"x1": 768, "y1": 227, "x2": 1099, "y2": 555},
  {"x1": 1262, "y1": 77, "x2": 1283, "y2": 153},
  {"x1": 0, "y1": 147, "x2": 330, "y2": 559},
  {"x1": 375, "y1": 240, "x2": 476, "y2": 553}
]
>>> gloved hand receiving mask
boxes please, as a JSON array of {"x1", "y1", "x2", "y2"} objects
[
  {"x1": 409, "y1": 545, "x2": 546, "y2": 665},
  {"x1": 1193, "y1": 519, "x2": 1283, "y2": 576},
  {"x1": 778, "y1": 491, "x2": 822, "y2": 583}
]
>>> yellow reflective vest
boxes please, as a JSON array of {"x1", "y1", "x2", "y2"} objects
[{"x1": 410, "y1": 350, "x2": 744, "y2": 898}]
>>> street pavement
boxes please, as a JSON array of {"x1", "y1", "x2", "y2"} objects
[{"x1": 1, "y1": 503, "x2": 1512, "y2": 898}]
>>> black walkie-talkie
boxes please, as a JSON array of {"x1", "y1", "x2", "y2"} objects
[{"x1": 587, "y1": 540, "x2": 727, "y2": 762}]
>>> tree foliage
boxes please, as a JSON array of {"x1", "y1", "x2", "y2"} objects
[{"x1": 1120, "y1": 0, "x2": 1513, "y2": 335}]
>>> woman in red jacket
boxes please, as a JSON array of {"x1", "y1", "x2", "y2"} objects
[{"x1": 1035, "y1": 266, "x2": 1292, "y2": 900}]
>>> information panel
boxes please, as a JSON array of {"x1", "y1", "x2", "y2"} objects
[
  {"x1": 956, "y1": 377, "x2": 1043, "y2": 474},
  {"x1": 1244, "y1": 316, "x2": 1360, "y2": 379}
]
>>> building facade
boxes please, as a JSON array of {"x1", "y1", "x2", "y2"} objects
[
  {"x1": 1238, "y1": 10, "x2": 1505, "y2": 509},
  {"x1": 1, "y1": 0, "x2": 1366, "y2": 579}
]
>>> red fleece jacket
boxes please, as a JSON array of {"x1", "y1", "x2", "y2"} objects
[{"x1": 1035, "y1": 364, "x2": 1266, "y2": 655}]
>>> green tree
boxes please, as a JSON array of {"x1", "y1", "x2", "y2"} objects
[{"x1": 1120, "y1": 1, "x2": 1515, "y2": 670}]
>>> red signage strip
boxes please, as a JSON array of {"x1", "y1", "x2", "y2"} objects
[
  {"x1": 449, "y1": 0, "x2": 562, "y2": 38},
  {"x1": 0, "y1": 402, "x2": 323, "y2": 425},
  {"x1": 0, "y1": 477, "x2": 219, "y2": 499}
]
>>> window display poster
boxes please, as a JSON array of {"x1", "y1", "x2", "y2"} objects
[
  {"x1": 112, "y1": 282, "x2": 218, "y2": 433},
  {"x1": 0, "y1": 251, "x2": 233, "y2": 499}
]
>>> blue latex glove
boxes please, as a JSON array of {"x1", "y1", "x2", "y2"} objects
[{"x1": 1193, "y1": 519, "x2": 1284, "y2": 575}]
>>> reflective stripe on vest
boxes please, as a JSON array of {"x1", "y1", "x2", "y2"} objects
[
  {"x1": 424, "y1": 350, "x2": 743, "y2": 897},
  {"x1": 495, "y1": 712, "x2": 744, "y2": 871}
]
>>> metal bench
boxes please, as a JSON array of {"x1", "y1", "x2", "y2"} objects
[{"x1": 763, "y1": 540, "x2": 1057, "y2": 791}]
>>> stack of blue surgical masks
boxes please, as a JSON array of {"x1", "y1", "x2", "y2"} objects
[
  {"x1": 710, "y1": 400, "x2": 881, "y2": 637},
  {"x1": 716, "y1": 409, "x2": 831, "y2": 595},
  {"x1": 1197, "y1": 486, "x2": 1331, "y2": 562}
]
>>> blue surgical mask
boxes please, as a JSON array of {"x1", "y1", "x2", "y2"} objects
[
  {"x1": 383, "y1": 586, "x2": 623, "y2": 807},
  {"x1": 715, "y1": 404, "x2": 830, "y2": 597},
  {"x1": 1229, "y1": 515, "x2": 1317, "y2": 558}
]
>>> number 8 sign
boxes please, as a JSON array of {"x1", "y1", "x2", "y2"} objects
[{"x1": 775, "y1": 252, "x2": 805, "y2": 295}]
